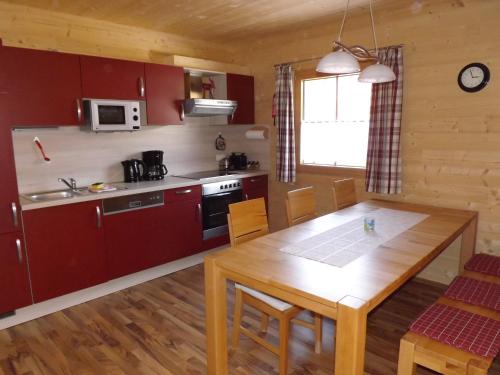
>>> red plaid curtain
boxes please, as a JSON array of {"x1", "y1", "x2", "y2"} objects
[
  {"x1": 273, "y1": 65, "x2": 296, "y2": 183},
  {"x1": 365, "y1": 46, "x2": 404, "y2": 194}
]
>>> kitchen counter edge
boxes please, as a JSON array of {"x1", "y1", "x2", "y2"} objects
[{"x1": 20, "y1": 171, "x2": 269, "y2": 211}]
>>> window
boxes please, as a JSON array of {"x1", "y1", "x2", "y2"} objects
[{"x1": 300, "y1": 74, "x2": 372, "y2": 169}]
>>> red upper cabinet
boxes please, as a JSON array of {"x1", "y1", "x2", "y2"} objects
[
  {"x1": 0, "y1": 45, "x2": 83, "y2": 126},
  {"x1": 145, "y1": 63, "x2": 184, "y2": 125},
  {"x1": 227, "y1": 73, "x2": 255, "y2": 124},
  {"x1": 80, "y1": 55, "x2": 146, "y2": 100},
  {"x1": 23, "y1": 201, "x2": 108, "y2": 303},
  {"x1": 0, "y1": 232, "x2": 32, "y2": 314}
]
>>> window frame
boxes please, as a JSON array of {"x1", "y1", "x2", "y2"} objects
[{"x1": 294, "y1": 68, "x2": 370, "y2": 178}]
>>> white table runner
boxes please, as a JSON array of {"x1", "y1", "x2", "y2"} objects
[{"x1": 280, "y1": 208, "x2": 429, "y2": 267}]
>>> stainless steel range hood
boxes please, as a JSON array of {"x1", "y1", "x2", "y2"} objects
[{"x1": 181, "y1": 72, "x2": 237, "y2": 120}]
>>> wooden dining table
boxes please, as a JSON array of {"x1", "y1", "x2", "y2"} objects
[{"x1": 204, "y1": 199, "x2": 478, "y2": 374}]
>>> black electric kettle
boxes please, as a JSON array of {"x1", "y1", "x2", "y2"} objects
[{"x1": 121, "y1": 159, "x2": 146, "y2": 182}]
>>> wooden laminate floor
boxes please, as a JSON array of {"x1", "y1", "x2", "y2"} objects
[{"x1": 0, "y1": 264, "x2": 498, "y2": 375}]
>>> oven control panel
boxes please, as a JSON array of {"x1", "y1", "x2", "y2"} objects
[{"x1": 202, "y1": 179, "x2": 242, "y2": 196}]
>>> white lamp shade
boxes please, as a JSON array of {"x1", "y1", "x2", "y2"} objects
[
  {"x1": 316, "y1": 50, "x2": 360, "y2": 74},
  {"x1": 358, "y1": 63, "x2": 396, "y2": 83}
]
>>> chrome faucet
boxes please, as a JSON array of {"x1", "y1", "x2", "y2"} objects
[{"x1": 58, "y1": 178, "x2": 77, "y2": 190}]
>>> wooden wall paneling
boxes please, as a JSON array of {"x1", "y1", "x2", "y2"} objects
[
  {"x1": 0, "y1": 2, "x2": 235, "y2": 64},
  {"x1": 232, "y1": 0, "x2": 500, "y2": 284}
]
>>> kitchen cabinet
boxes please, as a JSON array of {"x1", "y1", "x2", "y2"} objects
[
  {"x1": 105, "y1": 187, "x2": 202, "y2": 279},
  {"x1": 23, "y1": 201, "x2": 107, "y2": 302},
  {"x1": 0, "y1": 45, "x2": 83, "y2": 126},
  {"x1": 0, "y1": 126, "x2": 22, "y2": 235},
  {"x1": 165, "y1": 186, "x2": 203, "y2": 257},
  {"x1": 243, "y1": 175, "x2": 268, "y2": 210},
  {"x1": 145, "y1": 63, "x2": 185, "y2": 125},
  {"x1": 104, "y1": 202, "x2": 176, "y2": 279},
  {"x1": 227, "y1": 73, "x2": 255, "y2": 124},
  {"x1": 80, "y1": 55, "x2": 146, "y2": 100},
  {"x1": 0, "y1": 232, "x2": 32, "y2": 314}
]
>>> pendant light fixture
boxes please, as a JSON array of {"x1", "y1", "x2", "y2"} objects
[{"x1": 316, "y1": 0, "x2": 396, "y2": 83}]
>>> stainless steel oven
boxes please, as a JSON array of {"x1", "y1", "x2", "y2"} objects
[{"x1": 202, "y1": 179, "x2": 242, "y2": 240}]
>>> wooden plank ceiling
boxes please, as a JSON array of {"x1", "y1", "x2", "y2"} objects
[{"x1": 4, "y1": 0, "x2": 372, "y2": 43}]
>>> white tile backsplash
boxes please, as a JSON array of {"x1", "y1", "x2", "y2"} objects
[{"x1": 12, "y1": 122, "x2": 269, "y2": 193}]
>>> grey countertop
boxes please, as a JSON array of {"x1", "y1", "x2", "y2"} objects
[{"x1": 20, "y1": 170, "x2": 269, "y2": 211}]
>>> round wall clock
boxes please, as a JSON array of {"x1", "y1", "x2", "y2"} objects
[{"x1": 458, "y1": 63, "x2": 490, "y2": 92}]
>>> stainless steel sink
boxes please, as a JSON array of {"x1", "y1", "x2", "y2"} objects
[
  {"x1": 24, "y1": 190, "x2": 76, "y2": 202},
  {"x1": 23, "y1": 186, "x2": 128, "y2": 202}
]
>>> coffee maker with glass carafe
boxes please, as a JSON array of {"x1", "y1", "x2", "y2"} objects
[{"x1": 142, "y1": 150, "x2": 168, "y2": 180}]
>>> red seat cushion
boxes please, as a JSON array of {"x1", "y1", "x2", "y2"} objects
[
  {"x1": 464, "y1": 254, "x2": 500, "y2": 277},
  {"x1": 445, "y1": 276, "x2": 500, "y2": 311},
  {"x1": 409, "y1": 303, "x2": 500, "y2": 358}
]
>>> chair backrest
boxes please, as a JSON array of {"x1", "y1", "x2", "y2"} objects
[
  {"x1": 228, "y1": 198, "x2": 269, "y2": 246},
  {"x1": 332, "y1": 178, "x2": 357, "y2": 211},
  {"x1": 285, "y1": 186, "x2": 317, "y2": 227}
]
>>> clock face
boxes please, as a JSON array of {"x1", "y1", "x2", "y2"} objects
[{"x1": 458, "y1": 63, "x2": 490, "y2": 92}]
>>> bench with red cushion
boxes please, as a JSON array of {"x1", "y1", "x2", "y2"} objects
[
  {"x1": 464, "y1": 253, "x2": 500, "y2": 277},
  {"x1": 444, "y1": 276, "x2": 500, "y2": 311},
  {"x1": 409, "y1": 303, "x2": 500, "y2": 358}
]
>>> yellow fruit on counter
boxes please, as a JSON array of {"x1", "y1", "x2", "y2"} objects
[{"x1": 90, "y1": 182, "x2": 105, "y2": 190}]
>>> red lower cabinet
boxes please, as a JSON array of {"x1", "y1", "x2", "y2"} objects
[
  {"x1": 165, "y1": 201, "x2": 203, "y2": 257},
  {"x1": 0, "y1": 233, "x2": 32, "y2": 314},
  {"x1": 165, "y1": 186, "x2": 203, "y2": 257},
  {"x1": 104, "y1": 203, "x2": 176, "y2": 279},
  {"x1": 243, "y1": 175, "x2": 269, "y2": 209},
  {"x1": 22, "y1": 187, "x2": 204, "y2": 301},
  {"x1": 23, "y1": 201, "x2": 107, "y2": 302},
  {"x1": 105, "y1": 187, "x2": 202, "y2": 280}
]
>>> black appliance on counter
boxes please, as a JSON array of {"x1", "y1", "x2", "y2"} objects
[
  {"x1": 229, "y1": 152, "x2": 247, "y2": 170},
  {"x1": 142, "y1": 150, "x2": 168, "y2": 180},
  {"x1": 121, "y1": 159, "x2": 146, "y2": 182}
]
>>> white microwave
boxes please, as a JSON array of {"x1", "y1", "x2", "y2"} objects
[{"x1": 84, "y1": 99, "x2": 143, "y2": 132}]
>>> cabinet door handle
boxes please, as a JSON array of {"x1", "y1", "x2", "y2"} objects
[
  {"x1": 245, "y1": 193, "x2": 249, "y2": 200},
  {"x1": 76, "y1": 99, "x2": 82, "y2": 122},
  {"x1": 196, "y1": 203, "x2": 201, "y2": 222},
  {"x1": 15, "y1": 239, "x2": 23, "y2": 264},
  {"x1": 138, "y1": 77, "x2": 145, "y2": 97},
  {"x1": 250, "y1": 179, "x2": 258, "y2": 183},
  {"x1": 176, "y1": 189, "x2": 192, "y2": 195},
  {"x1": 96, "y1": 206, "x2": 102, "y2": 228},
  {"x1": 11, "y1": 202, "x2": 18, "y2": 228}
]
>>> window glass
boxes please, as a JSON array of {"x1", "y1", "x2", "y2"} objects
[
  {"x1": 337, "y1": 74, "x2": 372, "y2": 122},
  {"x1": 300, "y1": 74, "x2": 371, "y2": 168},
  {"x1": 302, "y1": 78, "x2": 337, "y2": 122}
]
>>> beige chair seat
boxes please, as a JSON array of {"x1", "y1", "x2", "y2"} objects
[{"x1": 235, "y1": 284, "x2": 293, "y2": 311}]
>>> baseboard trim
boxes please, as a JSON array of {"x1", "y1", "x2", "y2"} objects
[{"x1": 0, "y1": 247, "x2": 224, "y2": 330}]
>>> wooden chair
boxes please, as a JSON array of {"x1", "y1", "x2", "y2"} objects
[
  {"x1": 228, "y1": 198, "x2": 322, "y2": 375},
  {"x1": 285, "y1": 186, "x2": 317, "y2": 227},
  {"x1": 228, "y1": 197, "x2": 269, "y2": 246},
  {"x1": 332, "y1": 178, "x2": 357, "y2": 211}
]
